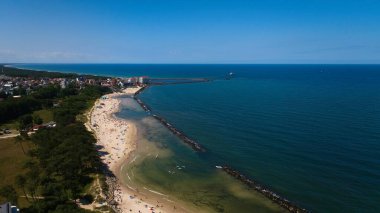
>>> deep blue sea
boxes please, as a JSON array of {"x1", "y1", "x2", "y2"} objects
[{"x1": 13, "y1": 64, "x2": 380, "y2": 212}]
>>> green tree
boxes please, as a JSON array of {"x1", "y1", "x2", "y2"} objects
[
  {"x1": 0, "y1": 185, "x2": 18, "y2": 205},
  {"x1": 0, "y1": 91, "x2": 8, "y2": 99},
  {"x1": 23, "y1": 161, "x2": 41, "y2": 202},
  {"x1": 20, "y1": 131, "x2": 30, "y2": 140},
  {"x1": 0, "y1": 97, "x2": 41, "y2": 123},
  {"x1": 13, "y1": 87, "x2": 26, "y2": 96},
  {"x1": 15, "y1": 175, "x2": 30, "y2": 202},
  {"x1": 33, "y1": 115, "x2": 43, "y2": 125},
  {"x1": 13, "y1": 84, "x2": 111, "y2": 212},
  {"x1": 32, "y1": 85, "x2": 60, "y2": 99},
  {"x1": 19, "y1": 114, "x2": 33, "y2": 130},
  {"x1": 58, "y1": 87, "x2": 78, "y2": 97}
]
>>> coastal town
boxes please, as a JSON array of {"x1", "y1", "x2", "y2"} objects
[
  {"x1": 2, "y1": 0, "x2": 378, "y2": 212},
  {"x1": 0, "y1": 66, "x2": 210, "y2": 101},
  {"x1": 0, "y1": 66, "x2": 211, "y2": 213},
  {"x1": 0, "y1": 66, "x2": 155, "y2": 213},
  {"x1": 0, "y1": 66, "x2": 148, "y2": 136},
  {"x1": 0, "y1": 66, "x2": 305, "y2": 213},
  {"x1": 0, "y1": 68, "x2": 148, "y2": 100}
]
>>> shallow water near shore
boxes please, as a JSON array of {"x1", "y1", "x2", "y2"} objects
[{"x1": 116, "y1": 95, "x2": 284, "y2": 213}]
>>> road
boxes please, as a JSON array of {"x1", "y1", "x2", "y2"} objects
[{"x1": 0, "y1": 133, "x2": 20, "y2": 139}]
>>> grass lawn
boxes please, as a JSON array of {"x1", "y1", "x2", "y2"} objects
[
  {"x1": 0, "y1": 109, "x2": 53, "y2": 132},
  {"x1": 0, "y1": 137, "x2": 31, "y2": 208},
  {"x1": 32, "y1": 109, "x2": 54, "y2": 123},
  {"x1": 0, "y1": 108, "x2": 53, "y2": 207}
]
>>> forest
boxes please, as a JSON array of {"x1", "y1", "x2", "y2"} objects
[
  {"x1": 1, "y1": 65, "x2": 106, "y2": 79},
  {"x1": 0, "y1": 68, "x2": 112, "y2": 212}
]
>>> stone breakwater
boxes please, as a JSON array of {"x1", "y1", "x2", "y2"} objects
[
  {"x1": 148, "y1": 78, "x2": 211, "y2": 85},
  {"x1": 133, "y1": 86, "x2": 206, "y2": 152},
  {"x1": 133, "y1": 86, "x2": 308, "y2": 213},
  {"x1": 151, "y1": 114, "x2": 205, "y2": 152},
  {"x1": 222, "y1": 166, "x2": 309, "y2": 213}
]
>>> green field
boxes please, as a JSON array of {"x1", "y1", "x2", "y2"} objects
[
  {"x1": 0, "y1": 109, "x2": 53, "y2": 132},
  {"x1": 32, "y1": 109, "x2": 54, "y2": 123},
  {"x1": 0, "y1": 137, "x2": 31, "y2": 207}
]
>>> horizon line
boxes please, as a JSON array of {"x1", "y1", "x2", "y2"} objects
[{"x1": 2, "y1": 63, "x2": 380, "y2": 65}]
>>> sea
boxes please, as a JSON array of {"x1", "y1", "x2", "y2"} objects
[{"x1": 11, "y1": 64, "x2": 380, "y2": 212}]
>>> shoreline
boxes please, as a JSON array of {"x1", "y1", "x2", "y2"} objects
[
  {"x1": 133, "y1": 87, "x2": 308, "y2": 213},
  {"x1": 11, "y1": 61, "x2": 307, "y2": 212},
  {"x1": 85, "y1": 86, "x2": 188, "y2": 213},
  {"x1": 10, "y1": 61, "x2": 307, "y2": 212},
  {"x1": 3, "y1": 63, "x2": 119, "y2": 78}
]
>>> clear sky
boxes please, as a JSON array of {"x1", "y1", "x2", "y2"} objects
[{"x1": 0, "y1": 0, "x2": 379, "y2": 63}]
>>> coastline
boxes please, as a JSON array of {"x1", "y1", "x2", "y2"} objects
[
  {"x1": 8, "y1": 64, "x2": 304, "y2": 212},
  {"x1": 4, "y1": 64, "x2": 103, "y2": 77},
  {"x1": 8, "y1": 63, "x2": 304, "y2": 212},
  {"x1": 3, "y1": 62, "x2": 380, "y2": 211},
  {"x1": 131, "y1": 86, "x2": 308, "y2": 213},
  {"x1": 85, "y1": 86, "x2": 188, "y2": 213}
]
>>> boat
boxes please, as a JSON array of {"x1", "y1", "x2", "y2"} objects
[
  {"x1": 225, "y1": 72, "x2": 235, "y2": 80},
  {"x1": 215, "y1": 165, "x2": 223, "y2": 169}
]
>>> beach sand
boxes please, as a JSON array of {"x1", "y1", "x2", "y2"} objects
[{"x1": 85, "y1": 87, "x2": 185, "y2": 213}]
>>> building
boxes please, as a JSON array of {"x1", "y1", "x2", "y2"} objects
[
  {"x1": 42, "y1": 121, "x2": 56, "y2": 128},
  {"x1": 60, "y1": 79, "x2": 67, "y2": 89},
  {"x1": 0, "y1": 202, "x2": 19, "y2": 213},
  {"x1": 111, "y1": 78, "x2": 117, "y2": 86},
  {"x1": 139, "y1": 76, "x2": 149, "y2": 85},
  {"x1": 3, "y1": 83, "x2": 13, "y2": 95},
  {"x1": 0, "y1": 75, "x2": 11, "y2": 80},
  {"x1": 86, "y1": 79, "x2": 96, "y2": 85}
]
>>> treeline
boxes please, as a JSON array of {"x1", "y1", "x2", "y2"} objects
[
  {"x1": 0, "y1": 85, "x2": 79, "y2": 124},
  {"x1": 53, "y1": 85, "x2": 110, "y2": 126},
  {"x1": 23, "y1": 124, "x2": 101, "y2": 212},
  {"x1": 0, "y1": 97, "x2": 41, "y2": 123},
  {"x1": 0, "y1": 66, "x2": 113, "y2": 212},
  {"x1": 1, "y1": 85, "x2": 111, "y2": 212},
  {"x1": 0, "y1": 65, "x2": 109, "y2": 124},
  {"x1": 1, "y1": 65, "x2": 107, "y2": 80},
  {"x1": 1, "y1": 65, "x2": 77, "y2": 78}
]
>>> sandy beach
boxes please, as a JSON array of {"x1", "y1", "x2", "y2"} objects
[{"x1": 85, "y1": 87, "x2": 183, "y2": 213}]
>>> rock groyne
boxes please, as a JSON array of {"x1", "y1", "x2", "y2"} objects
[
  {"x1": 133, "y1": 86, "x2": 205, "y2": 152},
  {"x1": 132, "y1": 86, "x2": 308, "y2": 213},
  {"x1": 222, "y1": 166, "x2": 308, "y2": 213}
]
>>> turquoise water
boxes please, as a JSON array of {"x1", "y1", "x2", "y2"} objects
[
  {"x1": 116, "y1": 95, "x2": 283, "y2": 212},
  {"x1": 13, "y1": 64, "x2": 380, "y2": 212}
]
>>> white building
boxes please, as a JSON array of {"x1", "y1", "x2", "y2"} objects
[{"x1": 60, "y1": 79, "x2": 67, "y2": 89}]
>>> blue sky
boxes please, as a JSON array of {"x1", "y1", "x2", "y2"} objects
[{"x1": 0, "y1": 0, "x2": 379, "y2": 63}]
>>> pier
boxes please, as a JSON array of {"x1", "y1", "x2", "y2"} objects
[{"x1": 148, "y1": 78, "x2": 210, "y2": 85}]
